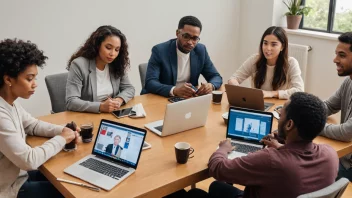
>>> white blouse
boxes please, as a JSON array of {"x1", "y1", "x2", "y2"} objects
[{"x1": 96, "y1": 65, "x2": 113, "y2": 101}]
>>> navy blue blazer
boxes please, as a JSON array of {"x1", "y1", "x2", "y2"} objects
[
  {"x1": 141, "y1": 39, "x2": 222, "y2": 97},
  {"x1": 105, "y1": 144, "x2": 123, "y2": 155}
]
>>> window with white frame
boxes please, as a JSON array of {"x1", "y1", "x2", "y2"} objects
[{"x1": 301, "y1": 0, "x2": 352, "y2": 33}]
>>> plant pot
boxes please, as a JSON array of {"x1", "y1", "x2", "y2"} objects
[{"x1": 286, "y1": 15, "x2": 302, "y2": 29}]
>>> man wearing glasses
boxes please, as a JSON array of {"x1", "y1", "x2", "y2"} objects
[{"x1": 141, "y1": 16, "x2": 222, "y2": 98}]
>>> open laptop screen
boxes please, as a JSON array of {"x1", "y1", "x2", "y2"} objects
[
  {"x1": 227, "y1": 107, "x2": 273, "y2": 145},
  {"x1": 92, "y1": 119, "x2": 146, "y2": 168}
]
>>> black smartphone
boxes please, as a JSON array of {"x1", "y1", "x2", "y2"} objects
[
  {"x1": 191, "y1": 85, "x2": 198, "y2": 93},
  {"x1": 112, "y1": 107, "x2": 133, "y2": 118},
  {"x1": 168, "y1": 97, "x2": 185, "y2": 103}
]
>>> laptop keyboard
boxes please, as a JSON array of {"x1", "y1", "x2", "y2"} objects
[
  {"x1": 264, "y1": 102, "x2": 274, "y2": 111},
  {"x1": 231, "y1": 142, "x2": 261, "y2": 154},
  {"x1": 155, "y1": 125, "x2": 163, "y2": 132},
  {"x1": 79, "y1": 158, "x2": 128, "y2": 180}
]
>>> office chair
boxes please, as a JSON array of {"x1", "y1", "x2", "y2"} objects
[
  {"x1": 45, "y1": 72, "x2": 68, "y2": 114},
  {"x1": 297, "y1": 178, "x2": 350, "y2": 198},
  {"x1": 138, "y1": 63, "x2": 148, "y2": 89}
]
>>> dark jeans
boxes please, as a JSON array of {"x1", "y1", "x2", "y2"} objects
[
  {"x1": 17, "y1": 170, "x2": 63, "y2": 198},
  {"x1": 337, "y1": 161, "x2": 352, "y2": 181},
  {"x1": 163, "y1": 188, "x2": 210, "y2": 198},
  {"x1": 163, "y1": 181, "x2": 243, "y2": 198},
  {"x1": 209, "y1": 181, "x2": 244, "y2": 198},
  {"x1": 163, "y1": 189, "x2": 210, "y2": 198}
]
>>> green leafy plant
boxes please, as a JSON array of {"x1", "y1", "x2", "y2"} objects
[{"x1": 283, "y1": 0, "x2": 312, "y2": 16}]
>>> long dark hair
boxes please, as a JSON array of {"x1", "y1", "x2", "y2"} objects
[
  {"x1": 254, "y1": 26, "x2": 288, "y2": 90},
  {"x1": 67, "y1": 25, "x2": 130, "y2": 78}
]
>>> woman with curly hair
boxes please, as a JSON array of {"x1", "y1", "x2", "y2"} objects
[
  {"x1": 228, "y1": 26, "x2": 304, "y2": 99},
  {"x1": 0, "y1": 39, "x2": 79, "y2": 198},
  {"x1": 66, "y1": 25, "x2": 135, "y2": 113}
]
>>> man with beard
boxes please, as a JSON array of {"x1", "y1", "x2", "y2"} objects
[
  {"x1": 202, "y1": 92, "x2": 338, "y2": 198},
  {"x1": 319, "y1": 32, "x2": 352, "y2": 181},
  {"x1": 141, "y1": 16, "x2": 222, "y2": 98}
]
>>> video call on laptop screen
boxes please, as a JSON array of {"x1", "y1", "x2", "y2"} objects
[
  {"x1": 227, "y1": 109, "x2": 273, "y2": 143},
  {"x1": 93, "y1": 121, "x2": 145, "y2": 167}
]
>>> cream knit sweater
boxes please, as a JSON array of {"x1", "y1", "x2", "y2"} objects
[
  {"x1": 0, "y1": 97, "x2": 65, "y2": 198},
  {"x1": 229, "y1": 54, "x2": 304, "y2": 99}
]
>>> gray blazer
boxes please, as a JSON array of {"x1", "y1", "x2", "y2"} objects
[{"x1": 66, "y1": 57, "x2": 135, "y2": 113}]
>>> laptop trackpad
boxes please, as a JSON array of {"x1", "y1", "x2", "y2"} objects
[
  {"x1": 228, "y1": 151, "x2": 246, "y2": 159},
  {"x1": 264, "y1": 102, "x2": 274, "y2": 111}
]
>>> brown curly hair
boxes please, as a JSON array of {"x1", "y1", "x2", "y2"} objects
[{"x1": 67, "y1": 25, "x2": 130, "y2": 78}]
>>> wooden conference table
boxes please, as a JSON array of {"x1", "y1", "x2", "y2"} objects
[{"x1": 27, "y1": 93, "x2": 352, "y2": 198}]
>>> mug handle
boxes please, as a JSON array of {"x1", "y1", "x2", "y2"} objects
[{"x1": 189, "y1": 147, "x2": 195, "y2": 159}]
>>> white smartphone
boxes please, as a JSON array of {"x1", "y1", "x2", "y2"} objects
[{"x1": 142, "y1": 141, "x2": 152, "y2": 150}]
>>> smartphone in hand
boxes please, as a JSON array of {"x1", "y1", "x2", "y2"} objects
[{"x1": 191, "y1": 85, "x2": 199, "y2": 95}]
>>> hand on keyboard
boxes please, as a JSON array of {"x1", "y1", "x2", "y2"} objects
[
  {"x1": 260, "y1": 133, "x2": 283, "y2": 149},
  {"x1": 218, "y1": 139, "x2": 234, "y2": 153}
]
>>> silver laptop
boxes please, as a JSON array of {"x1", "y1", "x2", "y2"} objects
[
  {"x1": 64, "y1": 119, "x2": 146, "y2": 191},
  {"x1": 226, "y1": 106, "x2": 273, "y2": 159},
  {"x1": 225, "y1": 84, "x2": 274, "y2": 111},
  {"x1": 145, "y1": 94, "x2": 212, "y2": 136}
]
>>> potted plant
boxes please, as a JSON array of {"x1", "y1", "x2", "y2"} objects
[{"x1": 283, "y1": 0, "x2": 312, "y2": 29}]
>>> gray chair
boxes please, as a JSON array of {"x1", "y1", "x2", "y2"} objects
[
  {"x1": 45, "y1": 72, "x2": 68, "y2": 114},
  {"x1": 138, "y1": 63, "x2": 148, "y2": 89},
  {"x1": 297, "y1": 178, "x2": 350, "y2": 198}
]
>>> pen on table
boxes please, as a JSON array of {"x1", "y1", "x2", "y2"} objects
[
  {"x1": 57, "y1": 178, "x2": 100, "y2": 192},
  {"x1": 274, "y1": 108, "x2": 281, "y2": 116},
  {"x1": 102, "y1": 96, "x2": 112, "y2": 101}
]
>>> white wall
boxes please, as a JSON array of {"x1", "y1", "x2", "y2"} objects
[
  {"x1": 236, "y1": 0, "x2": 275, "y2": 87},
  {"x1": 238, "y1": 0, "x2": 275, "y2": 64},
  {"x1": 0, "y1": 0, "x2": 342, "y2": 117},
  {"x1": 0, "y1": 0, "x2": 240, "y2": 116}
]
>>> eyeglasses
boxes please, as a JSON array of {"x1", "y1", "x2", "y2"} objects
[{"x1": 179, "y1": 31, "x2": 200, "y2": 43}]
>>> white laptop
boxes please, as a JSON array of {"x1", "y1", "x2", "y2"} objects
[
  {"x1": 225, "y1": 106, "x2": 273, "y2": 159},
  {"x1": 225, "y1": 84, "x2": 274, "y2": 111},
  {"x1": 64, "y1": 119, "x2": 146, "y2": 191},
  {"x1": 145, "y1": 94, "x2": 212, "y2": 136}
]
